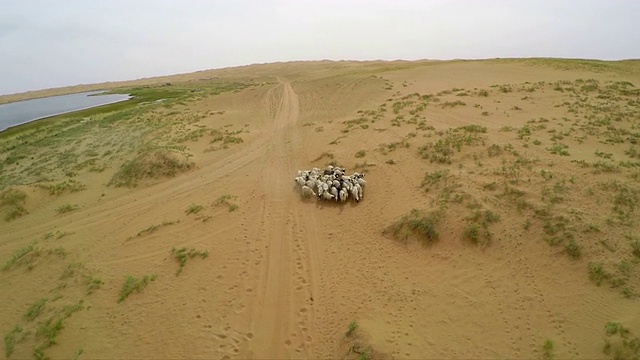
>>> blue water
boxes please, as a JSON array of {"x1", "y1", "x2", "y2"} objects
[{"x1": 0, "y1": 91, "x2": 131, "y2": 132}]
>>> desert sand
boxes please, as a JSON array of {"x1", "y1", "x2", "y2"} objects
[{"x1": 1, "y1": 59, "x2": 640, "y2": 359}]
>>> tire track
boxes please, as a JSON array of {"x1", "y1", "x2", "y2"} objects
[{"x1": 243, "y1": 80, "x2": 321, "y2": 358}]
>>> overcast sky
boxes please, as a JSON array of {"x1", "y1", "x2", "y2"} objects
[{"x1": 1, "y1": 0, "x2": 639, "y2": 95}]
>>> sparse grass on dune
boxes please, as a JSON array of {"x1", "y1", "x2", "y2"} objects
[
  {"x1": 117, "y1": 274, "x2": 157, "y2": 303},
  {"x1": 108, "y1": 148, "x2": 195, "y2": 188},
  {"x1": 3, "y1": 59, "x2": 640, "y2": 358},
  {"x1": 0, "y1": 81, "x2": 253, "y2": 190},
  {"x1": 171, "y1": 247, "x2": 209, "y2": 276},
  {"x1": 383, "y1": 208, "x2": 442, "y2": 245},
  {"x1": 0, "y1": 188, "x2": 28, "y2": 221},
  {"x1": 213, "y1": 194, "x2": 239, "y2": 212}
]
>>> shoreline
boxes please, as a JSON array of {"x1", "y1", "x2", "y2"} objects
[{"x1": 0, "y1": 95, "x2": 132, "y2": 133}]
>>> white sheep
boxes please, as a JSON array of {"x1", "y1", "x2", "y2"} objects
[
  {"x1": 321, "y1": 191, "x2": 335, "y2": 201},
  {"x1": 357, "y1": 178, "x2": 366, "y2": 189},
  {"x1": 300, "y1": 185, "x2": 316, "y2": 198},
  {"x1": 339, "y1": 188, "x2": 349, "y2": 202},
  {"x1": 330, "y1": 186, "x2": 339, "y2": 202},
  {"x1": 350, "y1": 185, "x2": 360, "y2": 203},
  {"x1": 294, "y1": 176, "x2": 306, "y2": 187}
]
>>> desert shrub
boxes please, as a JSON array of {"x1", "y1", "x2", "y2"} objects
[
  {"x1": 384, "y1": 209, "x2": 442, "y2": 245},
  {"x1": 588, "y1": 262, "x2": 609, "y2": 286},
  {"x1": 171, "y1": 247, "x2": 209, "y2": 275},
  {"x1": 108, "y1": 149, "x2": 194, "y2": 187},
  {"x1": 565, "y1": 239, "x2": 582, "y2": 259},
  {"x1": 117, "y1": 274, "x2": 157, "y2": 303}
]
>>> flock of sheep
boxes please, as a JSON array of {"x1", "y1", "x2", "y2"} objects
[{"x1": 294, "y1": 165, "x2": 366, "y2": 203}]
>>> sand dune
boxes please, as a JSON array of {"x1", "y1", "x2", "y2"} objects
[{"x1": 1, "y1": 59, "x2": 640, "y2": 359}]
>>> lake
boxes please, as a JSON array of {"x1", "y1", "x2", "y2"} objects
[{"x1": 0, "y1": 91, "x2": 132, "y2": 132}]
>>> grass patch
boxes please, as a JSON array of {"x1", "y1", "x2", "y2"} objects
[
  {"x1": 632, "y1": 239, "x2": 640, "y2": 258},
  {"x1": 108, "y1": 149, "x2": 194, "y2": 188},
  {"x1": 1, "y1": 188, "x2": 29, "y2": 221},
  {"x1": 171, "y1": 247, "x2": 209, "y2": 276},
  {"x1": 185, "y1": 204, "x2": 204, "y2": 215},
  {"x1": 383, "y1": 209, "x2": 442, "y2": 245},
  {"x1": 24, "y1": 298, "x2": 48, "y2": 321},
  {"x1": 213, "y1": 194, "x2": 239, "y2": 212},
  {"x1": 87, "y1": 277, "x2": 104, "y2": 295},
  {"x1": 588, "y1": 262, "x2": 610, "y2": 286},
  {"x1": 1, "y1": 242, "x2": 39, "y2": 271},
  {"x1": 602, "y1": 321, "x2": 640, "y2": 358},
  {"x1": 39, "y1": 179, "x2": 87, "y2": 196},
  {"x1": 421, "y1": 170, "x2": 449, "y2": 192},
  {"x1": 542, "y1": 339, "x2": 554, "y2": 360},
  {"x1": 313, "y1": 151, "x2": 335, "y2": 162},
  {"x1": 564, "y1": 239, "x2": 582, "y2": 259},
  {"x1": 34, "y1": 299, "x2": 84, "y2": 358},
  {"x1": 464, "y1": 209, "x2": 501, "y2": 247},
  {"x1": 346, "y1": 320, "x2": 358, "y2": 337},
  {"x1": 117, "y1": 274, "x2": 157, "y2": 303},
  {"x1": 55, "y1": 204, "x2": 79, "y2": 214},
  {"x1": 4, "y1": 325, "x2": 26, "y2": 358},
  {"x1": 134, "y1": 220, "x2": 177, "y2": 238}
]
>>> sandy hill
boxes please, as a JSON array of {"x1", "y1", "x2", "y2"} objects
[{"x1": 1, "y1": 58, "x2": 640, "y2": 359}]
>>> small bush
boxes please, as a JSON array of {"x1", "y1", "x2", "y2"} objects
[
  {"x1": 56, "y1": 204, "x2": 79, "y2": 214},
  {"x1": 87, "y1": 277, "x2": 104, "y2": 294},
  {"x1": 542, "y1": 339, "x2": 554, "y2": 360},
  {"x1": 24, "y1": 298, "x2": 48, "y2": 321},
  {"x1": 117, "y1": 274, "x2": 157, "y2": 303},
  {"x1": 565, "y1": 239, "x2": 582, "y2": 259},
  {"x1": 4, "y1": 325, "x2": 24, "y2": 358},
  {"x1": 632, "y1": 240, "x2": 640, "y2": 258},
  {"x1": 463, "y1": 224, "x2": 481, "y2": 244},
  {"x1": 588, "y1": 262, "x2": 609, "y2": 286},
  {"x1": 171, "y1": 247, "x2": 209, "y2": 276},
  {"x1": 5, "y1": 205, "x2": 28, "y2": 221},
  {"x1": 355, "y1": 150, "x2": 366, "y2": 158},
  {"x1": 384, "y1": 209, "x2": 441, "y2": 245},
  {"x1": 346, "y1": 320, "x2": 358, "y2": 337},
  {"x1": 214, "y1": 194, "x2": 239, "y2": 212},
  {"x1": 185, "y1": 204, "x2": 203, "y2": 215},
  {"x1": 109, "y1": 149, "x2": 194, "y2": 188}
]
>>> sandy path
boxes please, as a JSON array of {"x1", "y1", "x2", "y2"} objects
[{"x1": 239, "y1": 80, "x2": 321, "y2": 358}]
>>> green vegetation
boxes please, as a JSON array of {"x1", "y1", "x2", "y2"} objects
[
  {"x1": 313, "y1": 151, "x2": 335, "y2": 162},
  {"x1": 463, "y1": 209, "x2": 501, "y2": 247},
  {"x1": 384, "y1": 209, "x2": 442, "y2": 245},
  {"x1": 117, "y1": 275, "x2": 157, "y2": 303},
  {"x1": 421, "y1": 170, "x2": 449, "y2": 192},
  {"x1": 588, "y1": 262, "x2": 609, "y2": 286},
  {"x1": 86, "y1": 276, "x2": 104, "y2": 295},
  {"x1": 564, "y1": 239, "x2": 582, "y2": 259},
  {"x1": 602, "y1": 322, "x2": 640, "y2": 359},
  {"x1": 55, "y1": 204, "x2": 79, "y2": 214},
  {"x1": 171, "y1": 247, "x2": 209, "y2": 276},
  {"x1": 131, "y1": 220, "x2": 177, "y2": 239},
  {"x1": 355, "y1": 150, "x2": 366, "y2": 158},
  {"x1": 109, "y1": 149, "x2": 194, "y2": 188},
  {"x1": 24, "y1": 298, "x2": 48, "y2": 321},
  {"x1": 1, "y1": 188, "x2": 28, "y2": 221},
  {"x1": 213, "y1": 194, "x2": 239, "y2": 212},
  {"x1": 33, "y1": 299, "x2": 85, "y2": 359},
  {"x1": 4, "y1": 325, "x2": 25, "y2": 358},
  {"x1": 346, "y1": 320, "x2": 358, "y2": 337},
  {"x1": 185, "y1": 204, "x2": 204, "y2": 215},
  {"x1": 542, "y1": 339, "x2": 554, "y2": 360},
  {"x1": 2, "y1": 242, "x2": 38, "y2": 271}
]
